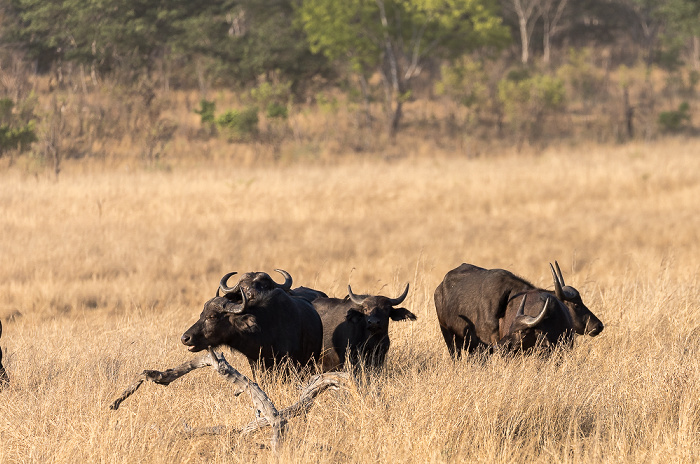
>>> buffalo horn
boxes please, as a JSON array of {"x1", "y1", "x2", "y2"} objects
[
  {"x1": 551, "y1": 261, "x2": 577, "y2": 300},
  {"x1": 347, "y1": 285, "x2": 365, "y2": 305},
  {"x1": 274, "y1": 269, "x2": 293, "y2": 290},
  {"x1": 550, "y1": 263, "x2": 565, "y2": 300},
  {"x1": 219, "y1": 271, "x2": 240, "y2": 295},
  {"x1": 387, "y1": 283, "x2": 410, "y2": 306},
  {"x1": 554, "y1": 261, "x2": 566, "y2": 287},
  {"x1": 512, "y1": 294, "x2": 550, "y2": 330},
  {"x1": 223, "y1": 289, "x2": 247, "y2": 314}
]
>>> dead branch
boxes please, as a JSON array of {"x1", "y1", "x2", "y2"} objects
[
  {"x1": 109, "y1": 348, "x2": 351, "y2": 452},
  {"x1": 109, "y1": 354, "x2": 212, "y2": 411},
  {"x1": 205, "y1": 348, "x2": 286, "y2": 450},
  {"x1": 240, "y1": 371, "x2": 351, "y2": 435}
]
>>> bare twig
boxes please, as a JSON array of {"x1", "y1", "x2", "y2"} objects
[
  {"x1": 109, "y1": 349, "x2": 352, "y2": 452},
  {"x1": 241, "y1": 371, "x2": 351, "y2": 435},
  {"x1": 109, "y1": 354, "x2": 212, "y2": 410},
  {"x1": 205, "y1": 348, "x2": 286, "y2": 451}
]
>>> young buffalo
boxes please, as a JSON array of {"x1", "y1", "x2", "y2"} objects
[{"x1": 314, "y1": 283, "x2": 416, "y2": 372}]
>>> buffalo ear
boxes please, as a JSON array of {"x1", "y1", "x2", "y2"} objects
[
  {"x1": 345, "y1": 309, "x2": 365, "y2": 324},
  {"x1": 231, "y1": 314, "x2": 260, "y2": 333},
  {"x1": 390, "y1": 307, "x2": 417, "y2": 321}
]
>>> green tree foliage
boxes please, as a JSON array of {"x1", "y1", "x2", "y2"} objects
[
  {"x1": 5, "y1": 0, "x2": 238, "y2": 76},
  {"x1": 298, "y1": 0, "x2": 510, "y2": 137},
  {"x1": 3, "y1": 0, "x2": 330, "y2": 91},
  {"x1": 216, "y1": 106, "x2": 259, "y2": 141},
  {"x1": 658, "y1": 101, "x2": 691, "y2": 133},
  {"x1": 0, "y1": 96, "x2": 37, "y2": 158},
  {"x1": 498, "y1": 70, "x2": 566, "y2": 141},
  {"x1": 225, "y1": 1, "x2": 332, "y2": 92}
]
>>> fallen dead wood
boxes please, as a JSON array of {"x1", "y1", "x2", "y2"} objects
[
  {"x1": 109, "y1": 355, "x2": 212, "y2": 411},
  {"x1": 109, "y1": 348, "x2": 352, "y2": 451},
  {"x1": 240, "y1": 371, "x2": 351, "y2": 435}
]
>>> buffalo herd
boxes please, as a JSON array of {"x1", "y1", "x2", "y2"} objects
[
  {"x1": 0, "y1": 261, "x2": 603, "y2": 388},
  {"x1": 180, "y1": 261, "x2": 603, "y2": 377}
]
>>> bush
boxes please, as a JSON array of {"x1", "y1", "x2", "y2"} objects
[
  {"x1": 435, "y1": 57, "x2": 490, "y2": 110},
  {"x1": 658, "y1": 102, "x2": 691, "y2": 133},
  {"x1": 0, "y1": 97, "x2": 37, "y2": 158},
  {"x1": 266, "y1": 102, "x2": 288, "y2": 119},
  {"x1": 194, "y1": 99, "x2": 216, "y2": 125},
  {"x1": 250, "y1": 81, "x2": 291, "y2": 121},
  {"x1": 498, "y1": 72, "x2": 566, "y2": 140},
  {"x1": 557, "y1": 48, "x2": 607, "y2": 108},
  {"x1": 216, "y1": 106, "x2": 259, "y2": 141}
]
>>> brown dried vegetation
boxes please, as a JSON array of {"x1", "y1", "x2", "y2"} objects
[{"x1": 1, "y1": 139, "x2": 700, "y2": 462}]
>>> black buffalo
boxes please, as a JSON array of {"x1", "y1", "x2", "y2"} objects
[
  {"x1": 181, "y1": 270, "x2": 323, "y2": 372},
  {"x1": 434, "y1": 262, "x2": 602, "y2": 358},
  {"x1": 0, "y1": 320, "x2": 7, "y2": 387},
  {"x1": 313, "y1": 283, "x2": 416, "y2": 372}
]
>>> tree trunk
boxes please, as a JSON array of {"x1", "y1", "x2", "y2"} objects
[
  {"x1": 376, "y1": 0, "x2": 405, "y2": 139},
  {"x1": 358, "y1": 74, "x2": 372, "y2": 128},
  {"x1": 513, "y1": 0, "x2": 539, "y2": 65},
  {"x1": 519, "y1": 15, "x2": 530, "y2": 64},
  {"x1": 543, "y1": 15, "x2": 551, "y2": 64},
  {"x1": 389, "y1": 99, "x2": 403, "y2": 139}
]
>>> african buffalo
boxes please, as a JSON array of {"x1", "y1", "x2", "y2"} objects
[
  {"x1": 434, "y1": 262, "x2": 601, "y2": 358},
  {"x1": 0, "y1": 320, "x2": 8, "y2": 386},
  {"x1": 313, "y1": 283, "x2": 416, "y2": 372},
  {"x1": 181, "y1": 270, "x2": 323, "y2": 373}
]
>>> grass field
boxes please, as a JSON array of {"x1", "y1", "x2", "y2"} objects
[{"x1": 1, "y1": 138, "x2": 700, "y2": 463}]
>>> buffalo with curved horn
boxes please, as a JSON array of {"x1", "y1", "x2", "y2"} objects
[
  {"x1": 181, "y1": 270, "x2": 323, "y2": 373},
  {"x1": 313, "y1": 283, "x2": 417, "y2": 372},
  {"x1": 434, "y1": 263, "x2": 588, "y2": 358}
]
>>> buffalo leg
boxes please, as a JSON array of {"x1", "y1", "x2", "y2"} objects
[{"x1": 440, "y1": 325, "x2": 463, "y2": 360}]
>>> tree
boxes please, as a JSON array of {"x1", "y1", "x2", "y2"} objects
[
  {"x1": 299, "y1": 0, "x2": 509, "y2": 138},
  {"x1": 658, "y1": 0, "x2": 700, "y2": 69},
  {"x1": 539, "y1": 0, "x2": 569, "y2": 64},
  {"x1": 502, "y1": 0, "x2": 541, "y2": 64},
  {"x1": 621, "y1": 0, "x2": 665, "y2": 67},
  {"x1": 4, "y1": 0, "x2": 239, "y2": 83}
]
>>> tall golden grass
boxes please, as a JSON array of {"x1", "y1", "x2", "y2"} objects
[{"x1": 1, "y1": 138, "x2": 700, "y2": 462}]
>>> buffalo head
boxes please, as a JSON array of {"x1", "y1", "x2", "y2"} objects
[
  {"x1": 181, "y1": 269, "x2": 292, "y2": 353},
  {"x1": 218, "y1": 269, "x2": 292, "y2": 301},
  {"x1": 346, "y1": 283, "x2": 416, "y2": 333},
  {"x1": 498, "y1": 292, "x2": 574, "y2": 352},
  {"x1": 550, "y1": 261, "x2": 604, "y2": 336},
  {"x1": 181, "y1": 293, "x2": 256, "y2": 352}
]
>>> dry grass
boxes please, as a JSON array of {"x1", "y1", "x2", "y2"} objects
[{"x1": 1, "y1": 138, "x2": 700, "y2": 463}]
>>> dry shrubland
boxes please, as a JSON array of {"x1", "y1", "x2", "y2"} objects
[{"x1": 1, "y1": 138, "x2": 700, "y2": 463}]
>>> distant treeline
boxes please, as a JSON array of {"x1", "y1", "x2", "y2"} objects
[{"x1": 0, "y1": 0, "x2": 699, "y2": 168}]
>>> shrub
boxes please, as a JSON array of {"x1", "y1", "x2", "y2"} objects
[
  {"x1": 435, "y1": 57, "x2": 490, "y2": 110},
  {"x1": 251, "y1": 80, "x2": 291, "y2": 122},
  {"x1": 0, "y1": 97, "x2": 37, "y2": 158},
  {"x1": 498, "y1": 72, "x2": 566, "y2": 140},
  {"x1": 194, "y1": 99, "x2": 216, "y2": 125},
  {"x1": 216, "y1": 106, "x2": 259, "y2": 141},
  {"x1": 266, "y1": 102, "x2": 288, "y2": 119},
  {"x1": 658, "y1": 102, "x2": 691, "y2": 133},
  {"x1": 557, "y1": 48, "x2": 607, "y2": 107}
]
